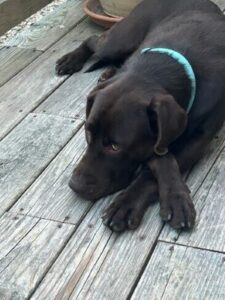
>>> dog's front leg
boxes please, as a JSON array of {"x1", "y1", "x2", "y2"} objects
[
  {"x1": 148, "y1": 153, "x2": 196, "y2": 230},
  {"x1": 102, "y1": 168, "x2": 158, "y2": 232}
]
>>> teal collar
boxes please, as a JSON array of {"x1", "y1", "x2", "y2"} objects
[{"x1": 141, "y1": 47, "x2": 196, "y2": 113}]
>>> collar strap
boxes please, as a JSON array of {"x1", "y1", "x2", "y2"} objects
[{"x1": 141, "y1": 47, "x2": 196, "y2": 113}]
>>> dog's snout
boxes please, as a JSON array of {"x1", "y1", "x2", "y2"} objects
[
  {"x1": 69, "y1": 172, "x2": 98, "y2": 200},
  {"x1": 69, "y1": 175, "x2": 81, "y2": 192}
]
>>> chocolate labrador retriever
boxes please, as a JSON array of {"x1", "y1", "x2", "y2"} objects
[{"x1": 56, "y1": 0, "x2": 225, "y2": 232}]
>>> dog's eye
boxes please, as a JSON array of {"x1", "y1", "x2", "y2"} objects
[
  {"x1": 103, "y1": 137, "x2": 121, "y2": 153},
  {"x1": 109, "y1": 143, "x2": 120, "y2": 152}
]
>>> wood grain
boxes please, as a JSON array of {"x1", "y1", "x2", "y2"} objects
[
  {"x1": 0, "y1": 113, "x2": 81, "y2": 214},
  {"x1": 30, "y1": 199, "x2": 161, "y2": 300},
  {"x1": 213, "y1": 0, "x2": 225, "y2": 11},
  {"x1": 11, "y1": 128, "x2": 93, "y2": 224},
  {"x1": 0, "y1": 212, "x2": 74, "y2": 299},
  {"x1": 36, "y1": 64, "x2": 102, "y2": 120},
  {"x1": 186, "y1": 125, "x2": 225, "y2": 195},
  {"x1": 0, "y1": 19, "x2": 102, "y2": 140},
  {"x1": 1, "y1": 0, "x2": 85, "y2": 51},
  {"x1": 0, "y1": 46, "x2": 41, "y2": 86},
  {"x1": 35, "y1": 20, "x2": 103, "y2": 119},
  {"x1": 131, "y1": 242, "x2": 225, "y2": 300}
]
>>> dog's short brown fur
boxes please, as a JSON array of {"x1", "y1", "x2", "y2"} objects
[{"x1": 56, "y1": 0, "x2": 225, "y2": 232}]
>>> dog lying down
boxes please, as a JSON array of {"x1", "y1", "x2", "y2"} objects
[{"x1": 56, "y1": 0, "x2": 225, "y2": 232}]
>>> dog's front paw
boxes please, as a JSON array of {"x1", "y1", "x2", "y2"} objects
[
  {"x1": 98, "y1": 67, "x2": 117, "y2": 83},
  {"x1": 102, "y1": 192, "x2": 146, "y2": 233},
  {"x1": 160, "y1": 190, "x2": 196, "y2": 230},
  {"x1": 56, "y1": 52, "x2": 84, "y2": 76}
]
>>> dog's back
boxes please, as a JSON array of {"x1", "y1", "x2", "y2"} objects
[{"x1": 97, "y1": 0, "x2": 223, "y2": 60}]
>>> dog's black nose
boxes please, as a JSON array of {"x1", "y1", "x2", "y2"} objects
[
  {"x1": 69, "y1": 175, "x2": 86, "y2": 193},
  {"x1": 69, "y1": 174, "x2": 97, "y2": 200},
  {"x1": 69, "y1": 177, "x2": 81, "y2": 193}
]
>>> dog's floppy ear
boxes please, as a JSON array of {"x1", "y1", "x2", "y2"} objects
[{"x1": 148, "y1": 94, "x2": 187, "y2": 156}]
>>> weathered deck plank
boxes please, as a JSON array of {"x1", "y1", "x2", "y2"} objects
[
  {"x1": 35, "y1": 21, "x2": 103, "y2": 119},
  {"x1": 0, "y1": 212, "x2": 74, "y2": 300},
  {"x1": 0, "y1": 113, "x2": 81, "y2": 215},
  {"x1": 0, "y1": 19, "x2": 102, "y2": 140},
  {"x1": 185, "y1": 125, "x2": 225, "y2": 195},
  {"x1": 30, "y1": 199, "x2": 161, "y2": 300},
  {"x1": 0, "y1": 46, "x2": 41, "y2": 86},
  {"x1": 160, "y1": 138, "x2": 225, "y2": 253},
  {"x1": 131, "y1": 242, "x2": 225, "y2": 300},
  {"x1": 11, "y1": 128, "x2": 92, "y2": 223},
  {"x1": 213, "y1": 0, "x2": 225, "y2": 11},
  {"x1": 1, "y1": 0, "x2": 84, "y2": 51},
  {"x1": 36, "y1": 64, "x2": 102, "y2": 119}
]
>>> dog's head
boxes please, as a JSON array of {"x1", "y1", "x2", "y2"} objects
[{"x1": 70, "y1": 79, "x2": 187, "y2": 200}]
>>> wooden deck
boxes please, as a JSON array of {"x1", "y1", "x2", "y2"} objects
[{"x1": 0, "y1": 1, "x2": 225, "y2": 299}]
